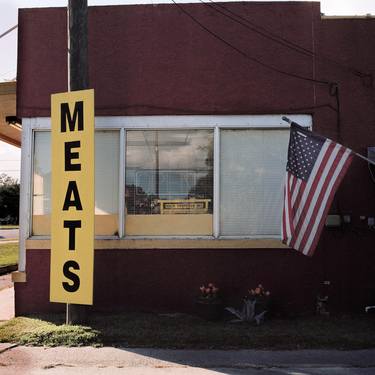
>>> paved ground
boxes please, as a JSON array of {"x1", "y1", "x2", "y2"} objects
[
  {"x1": 0, "y1": 275, "x2": 14, "y2": 321},
  {"x1": 0, "y1": 287, "x2": 14, "y2": 321},
  {"x1": 0, "y1": 345, "x2": 374, "y2": 375},
  {"x1": 0, "y1": 229, "x2": 18, "y2": 240},
  {"x1": 0, "y1": 274, "x2": 12, "y2": 291}
]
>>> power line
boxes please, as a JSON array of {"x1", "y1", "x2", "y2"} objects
[
  {"x1": 203, "y1": 0, "x2": 313, "y2": 57},
  {"x1": 172, "y1": 1, "x2": 343, "y2": 139},
  {"x1": 171, "y1": 0, "x2": 331, "y2": 86},
  {"x1": 0, "y1": 25, "x2": 17, "y2": 40},
  {"x1": 202, "y1": 0, "x2": 370, "y2": 81}
]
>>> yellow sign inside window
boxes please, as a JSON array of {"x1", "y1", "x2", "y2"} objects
[{"x1": 50, "y1": 89, "x2": 94, "y2": 305}]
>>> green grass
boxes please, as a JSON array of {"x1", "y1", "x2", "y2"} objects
[
  {"x1": 0, "y1": 313, "x2": 374, "y2": 349},
  {"x1": 0, "y1": 317, "x2": 100, "y2": 347},
  {"x1": 0, "y1": 242, "x2": 18, "y2": 267}
]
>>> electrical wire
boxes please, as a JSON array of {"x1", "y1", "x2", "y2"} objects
[
  {"x1": 172, "y1": 1, "x2": 345, "y2": 138},
  {"x1": 0, "y1": 25, "x2": 17, "y2": 40},
  {"x1": 203, "y1": 0, "x2": 370, "y2": 80},
  {"x1": 202, "y1": 0, "x2": 313, "y2": 57},
  {"x1": 171, "y1": 0, "x2": 332, "y2": 86}
]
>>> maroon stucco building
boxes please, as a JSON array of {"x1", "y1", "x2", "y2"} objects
[{"x1": 13, "y1": 2, "x2": 375, "y2": 316}]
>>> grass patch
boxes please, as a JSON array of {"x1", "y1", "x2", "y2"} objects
[
  {"x1": 93, "y1": 313, "x2": 375, "y2": 350},
  {"x1": 0, "y1": 313, "x2": 374, "y2": 349},
  {"x1": 0, "y1": 242, "x2": 18, "y2": 267},
  {"x1": 0, "y1": 317, "x2": 101, "y2": 347}
]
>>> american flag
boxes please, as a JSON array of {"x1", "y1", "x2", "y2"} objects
[{"x1": 282, "y1": 123, "x2": 353, "y2": 256}]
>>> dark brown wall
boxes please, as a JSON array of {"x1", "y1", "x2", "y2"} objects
[
  {"x1": 15, "y1": 235, "x2": 375, "y2": 316},
  {"x1": 18, "y1": 2, "x2": 320, "y2": 117},
  {"x1": 15, "y1": 2, "x2": 375, "y2": 315}
]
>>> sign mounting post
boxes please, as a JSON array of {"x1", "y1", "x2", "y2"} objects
[{"x1": 50, "y1": 0, "x2": 93, "y2": 324}]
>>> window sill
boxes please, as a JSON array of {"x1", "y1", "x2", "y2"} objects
[{"x1": 25, "y1": 237, "x2": 288, "y2": 250}]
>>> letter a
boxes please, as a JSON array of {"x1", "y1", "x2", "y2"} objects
[{"x1": 63, "y1": 181, "x2": 83, "y2": 211}]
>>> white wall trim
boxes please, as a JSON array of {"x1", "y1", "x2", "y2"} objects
[
  {"x1": 18, "y1": 119, "x2": 33, "y2": 271},
  {"x1": 213, "y1": 126, "x2": 220, "y2": 238},
  {"x1": 29, "y1": 114, "x2": 312, "y2": 130},
  {"x1": 118, "y1": 128, "x2": 125, "y2": 238}
]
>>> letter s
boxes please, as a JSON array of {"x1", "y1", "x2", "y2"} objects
[{"x1": 62, "y1": 260, "x2": 80, "y2": 292}]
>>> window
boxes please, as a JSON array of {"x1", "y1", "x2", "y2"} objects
[
  {"x1": 32, "y1": 132, "x2": 51, "y2": 235},
  {"x1": 32, "y1": 130, "x2": 120, "y2": 236},
  {"x1": 125, "y1": 130, "x2": 213, "y2": 236},
  {"x1": 29, "y1": 115, "x2": 311, "y2": 240},
  {"x1": 220, "y1": 129, "x2": 289, "y2": 236}
]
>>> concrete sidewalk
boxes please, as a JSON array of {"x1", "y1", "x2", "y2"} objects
[
  {"x1": 0, "y1": 287, "x2": 14, "y2": 321},
  {"x1": 0, "y1": 345, "x2": 374, "y2": 374},
  {"x1": 0, "y1": 274, "x2": 14, "y2": 321},
  {"x1": 0, "y1": 274, "x2": 13, "y2": 291}
]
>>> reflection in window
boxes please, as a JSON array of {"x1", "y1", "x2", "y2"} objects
[
  {"x1": 32, "y1": 130, "x2": 120, "y2": 236},
  {"x1": 125, "y1": 130, "x2": 213, "y2": 236}
]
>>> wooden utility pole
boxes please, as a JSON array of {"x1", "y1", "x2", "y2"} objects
[
  {"x1": 68, "y1": 0, "x2": 88, "y2": 91},
  {"x1": 66, "y1": 0, "x2": 89, "y2": 325}
]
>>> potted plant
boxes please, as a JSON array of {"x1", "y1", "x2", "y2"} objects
[
  {"x1": 226, "y1": 284, "x2": 271, "y2": 325},
  {"x1": 195, "y1": 283, "x2": 223, "y2": 321}
]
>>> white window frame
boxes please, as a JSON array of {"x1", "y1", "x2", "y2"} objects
[
  {"x1": 29, "y1": 126, "x2": 122, "y2": 240},
  {"x1": 19, "y1": 114, "x2": 312, "y2": 270}
]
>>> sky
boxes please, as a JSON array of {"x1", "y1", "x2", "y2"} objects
[{"x1": 1, "y1": 0, "x2": 375, "y2": 180}]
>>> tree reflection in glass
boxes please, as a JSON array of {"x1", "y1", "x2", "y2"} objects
[{"x1": 125, "y1": 130, "x2": 213, "y2": 236}]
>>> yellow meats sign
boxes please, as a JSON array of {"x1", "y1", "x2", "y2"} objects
[{"x1": 50, "y1": 89, "x2": 94, "y2": 305}]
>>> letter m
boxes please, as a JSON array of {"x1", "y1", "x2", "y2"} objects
[{"x1": 60, "y1": 101, "x2": 84, "y2": 132}]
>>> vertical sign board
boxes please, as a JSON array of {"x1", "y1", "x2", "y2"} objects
[{"x1": 50, "y1": 89, "x2": 94, "y2": 305}]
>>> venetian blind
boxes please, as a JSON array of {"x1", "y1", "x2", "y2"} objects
[{"x1": 220, "y1": 129, "x2": 289, "y2": 236}]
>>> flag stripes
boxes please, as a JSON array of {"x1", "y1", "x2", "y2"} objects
[
  {"x1": 282, "y1": 123, "x2": 353, "y2": 256},
  {"x1": 303, "y1": 148, "x2": 352, "y2": 255}
]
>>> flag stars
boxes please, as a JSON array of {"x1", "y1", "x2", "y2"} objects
[{"x1": 287, "y1": 127, "x2": 325, "y2": 181}]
